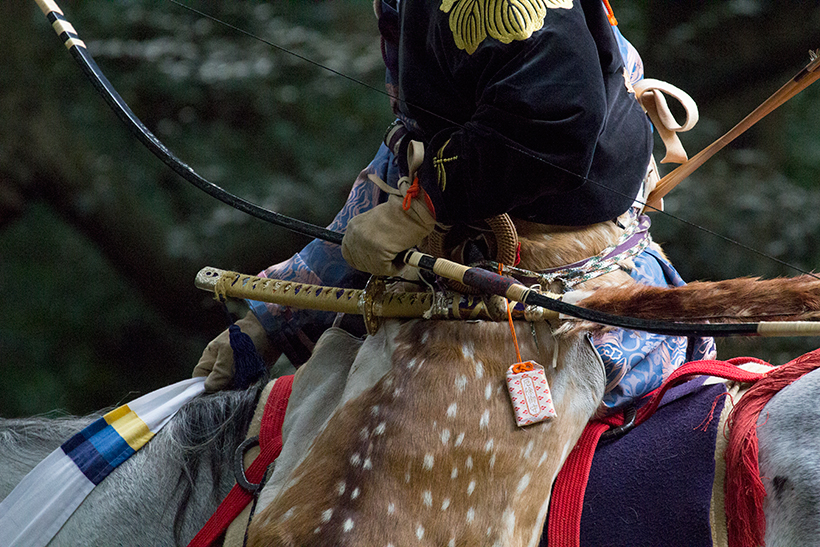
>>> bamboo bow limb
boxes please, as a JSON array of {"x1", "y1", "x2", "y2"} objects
[{"x1": 645, "y1": 49, "x2": 820, "y2": 210}]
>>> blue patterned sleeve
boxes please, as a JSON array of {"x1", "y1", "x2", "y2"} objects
[
  {"x1": 246, "y1": 144, "x2": 396, "y2": 364},
  {"x1": 595, "y1": 248, "x2": 717, "y2": 411}
]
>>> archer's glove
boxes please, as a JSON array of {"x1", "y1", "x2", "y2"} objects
[
  {"x1": 341, "y1": 193, "x2": 435, "y2": 279},
  {"x1": 192, "y1": 311, "x2": 274, "y2": 392}
]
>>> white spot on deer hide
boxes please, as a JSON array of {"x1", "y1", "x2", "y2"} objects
[
  {"x1": 466, "y1": 455, "x2": 473, "y2": 470},
  {"x1": 441, "y1": 428, "x2": 451, "y2": 444},
  {"x1": 516, "y1": 473, "x2": 531, "y2": 494},
  {"x1": 467, "y1": 480, "x2": 476, "y2": 495},
  {"x1": 374, "y1": 422, "x2": 387, "y2": 435},
  {"x1": 461, "y1": 344, "x2": 475, "y2": 361},
  {"x1": 388, "y1": 502, "x2": 396, "y2": 515},
  {"x1": 447, "y1": 403, "x2": 458, "y2": 418},
  {"x1": 343, "y1": 518, "x2": 354, "y2": 532},
  {"x1": 467, "y1": 507, "x2": 476, "y2": 523},
  {"x1": 451, "y1": 467, "x2": 458, "y2": 479},
  {"x1": 489, "y1": 453, "x2": 497, "y2": 469},
  {"x1": 485, "y1": 382, "x2": 493, "y2": 400},
  {"x1": 479, "y1": 409, "x2": 490, "y2": 429},
  {"x1": 416, "y1": 525, "x2": 425, "y2": 540},
  {"x1": 423, "y1": 453, "x2": 434, "y2": 470},
  {"x1": 442, "y1": 498, "x2": 451, "y2": 510},
  {"x1": 475, "y1": 361, "x2": 484, "y2": 379},
  {"x1": 351, "y1": 487, "x2": 360, "y2": 499},
  {"x1": 484, "y1": 439, "x2": 494, "y2": 452},
  {"x1": 522, "y1": 440, "x2": 534, "y2": 459},
  {"x1": 502, "y1": 507, "x2": 517, "y2": 539},
  {"x1": 337, "y1": 481, "x2": 346, "y2": 496},
  {"x1": 455, "y1": 375, "x2": 468, "y2": 393},
  {"x1": 422, "y1": 490, "x2": 433, "y2": 507},
  {"x1": 363, "y1": 458, "x2": 373, "y2": 470},
  {"x1": 321, "y1": 509, "x2": 333, "y2": 522},
  {"x1": 455, "y1": 432, "x2": 465, "y2": 446},
  {"x1": 350, "y1": 453, "x2": 362, "y2": 467}
]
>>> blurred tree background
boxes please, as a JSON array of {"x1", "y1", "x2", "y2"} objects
[{"x1": 1, "y1": 0, "x2": 818, "y2": 416}]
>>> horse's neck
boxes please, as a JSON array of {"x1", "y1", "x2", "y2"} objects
[{"x1": 248, "y1": 320, "x2": 605, "y2": 547}]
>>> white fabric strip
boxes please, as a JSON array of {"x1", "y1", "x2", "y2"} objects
[{"x1": 0, "y1": 377, "x2": 206, "y2": 547}]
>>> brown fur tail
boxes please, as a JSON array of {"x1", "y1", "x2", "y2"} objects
[{"x1": 576, "y1": 276, "x2": 820, "y2": 323}]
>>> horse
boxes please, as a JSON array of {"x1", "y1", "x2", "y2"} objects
[{"x1": 3, "y1": 216, "x2": 820, "y2": 546}]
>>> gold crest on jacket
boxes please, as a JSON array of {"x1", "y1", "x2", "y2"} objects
[{"x1": 440, "y1": 0, "x2": 574, "y2": 54}]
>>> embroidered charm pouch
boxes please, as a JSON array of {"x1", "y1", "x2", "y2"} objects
[{"x1": 506, "y1": 361, "x2": 557, "y2": 426}]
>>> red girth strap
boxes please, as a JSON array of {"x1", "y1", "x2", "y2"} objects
[
  {"x1": 187, "y1": 375, "x2": 294, "y2": 547},
  {"x1": 547, "y1": 358, "x2": 774, "y2": 547}
]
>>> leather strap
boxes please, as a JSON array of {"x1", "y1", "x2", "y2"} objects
[{"x1": 634, "y1": 78, "x2": 699, "y2": 164}]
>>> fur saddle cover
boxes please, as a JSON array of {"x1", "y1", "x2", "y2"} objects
[{"x1": 545, "y1": 377, "x2": 735, "y2": 547}]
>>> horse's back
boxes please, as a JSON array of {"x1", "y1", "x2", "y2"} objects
[{"x1": 758, "y1": 366, "x2": 820, "y2": 547}]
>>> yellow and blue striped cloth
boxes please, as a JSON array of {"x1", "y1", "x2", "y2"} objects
[{"x1": 0, "y1": 377, "x2": 206, "y2": 547}]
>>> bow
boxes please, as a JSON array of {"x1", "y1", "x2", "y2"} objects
[
  {"x1": 34, "y1": 0, "x2": 820, "y2": 338},
  {"x1": 34, "y1": 0, "x2": 343, "y2": 245}
]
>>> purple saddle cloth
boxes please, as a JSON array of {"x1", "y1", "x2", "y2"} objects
[{"x1": 543, "y1": 378, "x2": 728, "y2": 547}]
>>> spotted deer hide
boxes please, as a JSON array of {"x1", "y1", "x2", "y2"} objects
[{"x1": 248, "y1": 318, "x2": 605, "y2": 547}]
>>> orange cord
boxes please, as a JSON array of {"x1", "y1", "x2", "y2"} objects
[
  {"x1": 512, "y1": 361, "x2": 535, "y2": 374},
  {"x1": 500, "y1": 263, "x2": 524, "y2": 364},
  {"x1": 602, "y1": 0, "x2": 618, "y2": 26},
  {"x1": 402, "y1": 176, "x2": 436, "y2": 217},
  {"x1": 402, "y1": 177, "x2": 420, "y2": 210}
]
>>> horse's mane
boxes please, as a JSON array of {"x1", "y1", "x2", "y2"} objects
[
  {"x1": 0, "y1": 413, "x2": 100, "y2": 471},
  {"x1": 154, "y1": 379, "x2": 264, "y2": 541}
]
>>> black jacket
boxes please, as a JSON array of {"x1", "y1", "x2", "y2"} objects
[{"x1": 379, "y1": 0, "x2": 652, "y2": 226}]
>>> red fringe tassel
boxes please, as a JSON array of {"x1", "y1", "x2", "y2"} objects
[{"x1": 724, "y1": 348, "x2": 820, "y2": 547}]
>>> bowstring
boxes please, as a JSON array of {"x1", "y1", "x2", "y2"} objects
[{"x1": 168, "y1": 0, "x2": 819, "y2": 280}]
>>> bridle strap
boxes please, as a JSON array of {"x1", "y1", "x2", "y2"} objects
[{"x1": 186, "y1": 375, "x2": 294, "y2": 547}]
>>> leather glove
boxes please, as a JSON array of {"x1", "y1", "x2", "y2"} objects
[
  {"x1": 341, "y1": 192, "x2": 435, "y2": 279},
  {"x1": 192, "y1": 311, "x2": 276, "y2": 392}
]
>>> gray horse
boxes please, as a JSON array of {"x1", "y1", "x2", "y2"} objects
[{"x1": 2, "y1": 361, "x2": 820, "y2": 546}]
